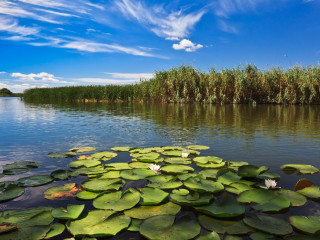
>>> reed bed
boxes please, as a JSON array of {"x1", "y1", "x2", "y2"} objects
[{"x1": 23, "y1": 65, "x2": 320, "y2": 104}]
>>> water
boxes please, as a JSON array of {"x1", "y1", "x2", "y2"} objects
[{"x1": 0, "y1": 97, "x2": 320, "y2": 238}]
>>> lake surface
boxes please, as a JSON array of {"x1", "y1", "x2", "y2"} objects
[{"x1": 1, "y1": 97, "x2": 320, "y2": 239}]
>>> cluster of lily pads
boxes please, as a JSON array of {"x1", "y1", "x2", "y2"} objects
[{"x1": 0, "y1": 145, "x2": 320, "y2": 239}]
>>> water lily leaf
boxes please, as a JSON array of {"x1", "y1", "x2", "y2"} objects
[
  {"x1": 76, "y1": 190, "x2": 102, "y2": 200},
  {"x1": 195, "y1": 194, "x2": 245, "y2": 218},
  {"x1": 228, "y1": 161, "x2": 249, "y2": 170},
  {"x1": 51, "y1": 204, "x2": 85, "y2": 220},
  {"x1": 296, "y1": 185, "x2": 320, "y2": 200},
  {"x1": 140, "y1": 187, "x2": 168, "y2": 205},
  {"x1": 131, "y1": 152, "x2": 159, "y2": 159},
  {"x1": 110, "y1": 146, "x2": 133, "y2": 152},
  {"x1": 280, "y1": 164, "x2": 319, "y2": 175},
  {"x1": 67, "y1": 210, "x2": 130, "y2": 237},
  {"x1": 184, "y1": 177, "x2": 224, "y2": 193},
  {"x1": 258, "y1": 172, "x2": 281, "y2": 180},
  {"x1": 217, "y1": 171, "x2": 242, "y2": 185},
  {"x1": 69, "y1": 147, "x2": 96, "y2": 153},
  {"x1": 124, "y1": 202, "x2": 181, "y2": 219},
  {"x1": 82, "y1": 179, "x2": 124, "y2": 192},
  {"x1": 136, "y1": 155, "x2": 163, "y2": 163},
  {"x1": 129, "y1": 162, "x2": 150, "y2": 169},
  {"x1": 93, "y1": 188, "x2": 140, "y2": 211},
  {"x1": 68, "y1": 159, "x2": 101, "y2": 169},
  {"x1": 172, "y1": 189, "x2": 190, "y2": 195},
  {"x1": 3, "y1": 161, "x2": 40, "y2": 175},
  {"x1": 0, "y1": 223, "x2": 17, "y2": 234},
  {"x1": 178, "y1": 173, "x2": 204, "y2": 181},
  {"x1": 197, "y1": 232, "x2": 220, "y2": 240},
  {"x1": 0, "y1": 183, "x2": 24, "y2": 202},
  {"x1": 199, "y1": 215, "x2": 252, "y2": 235},
  {"x1": 44, "y1": 183, "x2": 79, "y2": 200},
  {"x1": 249, "y1": 232, "x2": 278, "y2": 240},
  {"x1": 161, "y1": 164, "x2": 194, "y2": 174},
  {"x1": 238, "y1": 165, "x2": 269, "y2": 178},
  {"x1": 17, "y1": 175, "x2": 53, "y2": 187},
  {"x1": 187, "y1": 145, "x2": 210, "y2": 150},
  {"x1": 91, "y1": 151, "x2": 117, "y2": 161},
  {"x1": 120, "y1": 168, "x2": 155, "y2": 180},
  {"x1": 225, "y1": 236, "x2": 242, "y2": 240},
  {"x1": 294, "y1": 178, "x2": 314, "y2": 191},
  {"x1": 148, "y1": 181, "x2": 183, "y2": 190},
  {"x1": 131, "y1": 148, "x2": 157, "y2": 154},
  {"x1": 50, "y1": 169, "x2": 72, "y2": 180},
  {"x1": 243, "y1": 215, "x2": 292, "y2": 235},
  {"x1": 225, "y1": 182, "x2": 252, "y2": 195},
  {"x1": 171, "y1": 192, "x2": 213, "y2": 206},
  {"x1": 70, "y1": 166, "x2": 106, "y2": 176},
  {"x1": 45, "y1": 223, "x2": 65, "y2": 238},
  {"x1": 164, "y1": 157, "x2": 192, "y2": 165},
  {"x1": 289, "y1": 216, "x2": 320, "y2": 234},
  {"x1": 193, "y1": 156, "x2": 223, "y2": 164},
  {"x1": 284, "y1": 235, "x2": 320, "y2": 240},
  {"x1": 160, "y1": 146, "x2": 184, "y2": 151},
  {"x1": 197, "y1": 162, "x2": 226, "y2": 169},
  {"x1": 140, "y1": 214, "x2": 201, "y2": 240},
  {"x1": 104, "y1": 163, "x2": 132, "y2": 170},
  {"x1": 0, "y1": 226, "x2": 50, "y2": 240},
  {"x1": 198, "y1": 169, "x2": 219, "y2": 179},
  {"x1": 147, "y1": 174, "x2": 176, "y2": 183},
  {"x1": 48, "y1": 152, "x2": 77, "y2": 158},
  {"x1": 127, "y1": 219, "x2": 142, "y2": 231},
  {"x1": 98, "y1": 171, "x2": 120, "y2": 179},
  {"x1": 276, "y1": 189, "x2": 307, "y2": 207}
]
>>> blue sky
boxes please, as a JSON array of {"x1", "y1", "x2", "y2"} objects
[{"x1": 0, "y1": 0, "x2": 319, "y2": 92}]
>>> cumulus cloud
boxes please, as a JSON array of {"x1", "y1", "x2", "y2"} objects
[
  {"x1": 172, "y1": 39, "x2": 203, "y2": 52},
  {"x1": 11, "y1": 72, "x2": 70, "y2": 83}
]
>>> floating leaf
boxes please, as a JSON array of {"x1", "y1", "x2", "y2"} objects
[
  {"x1": 91, "y1": 151, "x2": 117, "y2": 161},
  {"x1": 76, "y1": 190, "x2": 102, "y2": 200},
  {"x1": 148, "y1": 181, "x2": 183, "y2": 190},
  {"x1": 131, "y1": 152, "x2": 159, "y2": 159},
  {"x1": 70, "y1": 166, "x2": 106, "y2": 176},
  {"x1": 44, "y1": 183, "x2": 79, "y2": 200},
  {"x1": 0, "y1": 223, "x2": 17, "y2": 234},
  {"x1": 110, "y1": 146, "x2": 133, "y2": 152},
  {"x1": 68, "y1": 159, "x2": 101, "y2": 169},
  {"x1": 120, "y1": 168, "x2": 155, "y2": 180},
  {"x1": 136, "y1": 155, "x2": 163, "y2": 163},
  {"x1": 296, "y1": 185, "x2": 320, "y2": 200},
  {"x1": 124, "y1": 202, "x2": 180, "y2": 219},
  {"x1": 129, "y1": 162, "x2": 150, "y2": 169},
  {"x1": 104, "y1": 163, "x2": 132, "y2": 170},
  {"x1": 289, "y1": 216, "x2": 320, "y2": 234},
  {"x1": 17, "y1": 175, "x2": 53, "y2": 187},
  {"x1": 164, "y1": 157, "x2": 192, "y2": 165},
  {"x1": 280, "y1": 164, "x2": 319, "y2": 175},
  {"x1": 243, "y1": 215, "x2": 292, "y2": 235},
  {"x1": 69, "y1": 147, "x2": 96, "y2": 153},
  {"x1": 140, "y1": 214, "x2": 201, "y2": 240},
  {"x1": 51, "y1": 204, "x2": 85, "y2": 220},
  {"x1": 178, "y1": 173, "x2": 203, "y2": 181},
  {"x1": 238, "y1": 165, "x2": 269, "y2": 178},
  {"x1": 82, "y1": 179, "x2": 124, "y2": 192},
  {"x1": 127, "y1": 219, "x2": 142, "y2": 231},
  {"x1": 249, "y1": 232, "x2": 278, "y2": 240},
  {"x1": 171, "y1": 192, "x2": 213, "y2": 206},
  {"x1": 93, "y1": 188, "x2": 140, "y2": 211},
  {"x1": 258, "y1": 172, "x2": 281, "y2": 180},
  {"x1": 193, "y1": 156, "x2": 223, "y2": 164},
  {"x1": 197, "y1": 162, "x2": 225, "y2": 169},
  {"x1": 3, "y1": 161, "x2": 40, "y2": 175},
  {"x1": 184, "y1": 177, "x2": 224, "y2": 193},
  {"x1": 217, "y1": 171, "x2": 242, "y2": 185},
  {"x1": 187, "y1": 145, "x2": 210, "y2": 150},
  {"x1": 197, "y1": 232, "x2": 220, "y2": 240},
  {"x1": 197, "y1": 169, "x2": 219, "y2": 179},
  {"x1": 147, "y1": 174, "x2": 176, "y2": 183},
  {"x1": 161, "y1": 164, "x2": 194, "y2": 174},
  {"x1": 48, "y1": 152, "x2": 76, "y2": 158},
  {"x1": 276, "y1": 189, "x2": 307, "y2": 207},
  {"x1": 140, "y1": 187, "x2": 168, "y2": 205},
  {"x1": 0, "y1": 183, "x2": 24, "y2": 202},
  {"x1": 225, "y1": 182, "x2": 252, "y2": 195},
  {"x1": 199, "y1": 215, "x2": 252, "y2": 235},
  {"x1": 0, "y1": 226, "x2": 50, "y2": 240},
  {"x1": 50, "y1": 169, "x2": 72, "y2": 180},
  {"x1": 294, "y1": 178, "x2": 314, "y2": 191},
  {"x1": 98, "y1": 171, "x2": 120, "y2": 179},
  {"x1": 45, "y1": 223, "x2": 65, "y2": 238}
]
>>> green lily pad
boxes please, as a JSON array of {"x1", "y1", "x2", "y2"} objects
[
  {"x1": 228, "y1": 161, "x2": 249, "y2": 170},
  {"x1": 162, "y1": 150, "x2": 200, "y2": 157},
  {"x1": 45, "y1": 223, "x2": 65, "y2": 238},
  {"x1": 139, "y1": 214, "x2": 201, "y2": 240},
  {"x1": 294, "y1": 178, "x2": 315, "y2": 191},
  {"x1": 110, "y1": 146, "x2": 133, "y2": 152},
  {"x1": 136, "y1": 155, "x2": 163, "y2": 163},
  {"x1": 184, "y1": 177, "x2": 224, "y2": 193},
  {"x1": 50, "y1": 169, "x2": 72, "y2": 180},
  {"x1": 0, "y1": 183, "x2": 24, "y2": 202},
  {"x1": 120, "y1": 168, "x2": 155, "y2": 180},
  {"x1": 243, "y1": 215, "x2": 292, "y2": 235},
  {"x1": 193, "y1": 156, "x2": 223, "y2": 164},
  {"x1": 147, "y1": 174, "x2": 176, "y2": 183},
  {"x1": 131, "y1": 152, "x2": 160, "y2": 159},
  {"x1": 197, "y1": 162, "x2": 226, "y2": 169},
  {"x1": 3, "y1": 161, "x2": 40, "y2": 175},
  {"x1": 197, "y1": 232, "x2": 220, "y2": 240},
  {"x1": 140, "y1": 187, "x2": 169, "y2": 205},
  {"x1": 48, "y1": 151, "x2": 77, "y2": 158},
  {"x1": 249, "y1": 232, "x2": 278, "y2": 240},
  {"x1": 171, "y1": 192, "x2": 213, "y2": 206},
  {"x1": 124, "y1": 202, "x2": 181, "y2": 219},
  {"x1": 198, "y1": 169, "x2": 219, "y2": 179},
  {"x1": 148, "y1": 181, "x2": 183, "y2": 190},
  {"x1": 289, "y1": 216, "x2": 320, "y2": 234},
  {"x1": 258, "y1": 172, "x2": 281, "y2": 180},
  {"x1": 238, "y1": 165, "x2": 269, "y2": 178},
  {"x1": 129, "y1": 162, "x2": 150, "y2": 169},
  {"x1": 284, "y1": 235, "x2": 320, "y2": 240},
  {"x1": 195, "y1": 194, "x2": 245, "y2": 218},
  {"x1": 297, "y1": 185, "x2": 320, "y2": 200},
  {"x1": 164, "y1": 157, "x2": 192, "y2": 165},
  {"x1": 93, "y1": 188, "x2": 140, "y2": 211},
  {"x1": 160, "y1": 146, "x2": 184, "y2": 151},
  {"x1": 199, "y1": 215, "x2": 252, "y2": 235},
  {"x1": 98, "y1": 171, "x2": 120, "y2": 179},
  {"x1": 69, "y1": 147, "x2": 96, "y2": 153},
  {"x1": 51, "y1": 204, "x2": 85, "y2": 220},
  {"x1": 161, "y1": 164, "x2": 194, "y2": 174},
  {"x1": 217, "y1": 170, "x2": 242, "y2": 185},
  {"x1": 0, "y1": 226, "x2": 50, "y2": 240},
  {"x1": 70, "y1": 166, "x2": 106, "y2": 176},
  {"x1": 68, "y1": 159, "x2": 101, "y2": 168},
  {"x1": 91, "y1": 151, "x2": 117, "y2": 161},
  {"x1": 178, "y1": 173, "x2": 204, "y2": 181},
  {"x1": 0, "y1": 223, "x2": 17, "y2": 234},
  {"x1": 280, "y1": 164, "x2": 319, "y2": 175},
  {"x1": 187, "y1": 145, "x2": 210, "y2": 150},
  {"x1": 67, "y1": 210, "x2": 130, "y2": 237},
  {"x1": 82, "y1": 179, "x2": 124, "y2": 192},
  {"x1": 17, "y1": 175, "x2": 53, "y2": 187},
  {"x1": 276, "y1": 189, "x2": 307, "y2": 207},
  {"x1": 76, "y1": 190, "x2": 102, "y2": 200},
  {"x1": 172, "y1": 189, "x2": 190, "y2": 195},
  {"x1": 44, "y1": 183, "x2": 79, "y2": 200},
  {"x1": 104, "y1": 163, "x2": 132, "y2": 170},
  {"x1": 127, "y1": 219, "x2": 142, "y2": 231},
  {"x1": 225, "y1": 182, "x2": 253, "y2": 195}
]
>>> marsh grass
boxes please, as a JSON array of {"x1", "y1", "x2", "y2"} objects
[{"x1": 23, "y1": 65, "x2": 320, "y2": 104}]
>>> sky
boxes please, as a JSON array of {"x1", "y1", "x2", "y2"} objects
[{"x1": 0, "y1": 0, "x2": 319, "y2": 93}]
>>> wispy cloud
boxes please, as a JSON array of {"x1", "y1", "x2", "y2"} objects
[
  {"x1": 172, "y1": 39, "x2": 203, "y2": 52},
  {"x1": 218, "y1": 20, "x2": 238, "y2": 34},
  {"x1": 0, "y1": 16, "x2": 39, "y2": 36},
  {"x1": 0, "y1": 71, "x2": 6, "y2": 74},
  {"x1": 115, "y1": 0, "x2": 206, "y2": 40}
]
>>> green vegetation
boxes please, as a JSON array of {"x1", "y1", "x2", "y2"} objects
[
  {"x1": 23, "y1": 65, "x2": 320, "y2": 104},
  {"x1": 0, "y1": 88, "x2": 23, "y2": 97}
]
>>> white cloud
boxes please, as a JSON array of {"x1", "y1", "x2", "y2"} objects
[
  {"x1": 11, "y1": 72, "x2": 70, "y2": 84},
  {"x1": 0, "y1": 72, "x2": 6, "y2": 74},
  {"x1": 213, "y1": 0, "x2": 265, "y2": 18},
  {"x1": 115, "y1": 0, "x2": 206, "y2": 40},
  {"x1": 0, "y1": 82, "x2": 44, "y2": 93},
  {"x1": 172, "y1": 39, "x2": 203, "y2": 52},
  {"x1": 73, "y1": 78, "x2": 138, "y2": 85},
  {"x1": 105, "y1": 72, "x2": 154, "y2": 79},
  {"x1": 0, "y1": 16, "x2": 39, "y2": 36},
  {"x1": 5, "y1": 35, "x2": 34, "y2": 41},
  {"x1": 218, "y1": 20, "x2": 238, "y2": 34}
]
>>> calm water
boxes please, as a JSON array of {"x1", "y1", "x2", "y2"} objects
[{"x1": 1, "y1": 97, "x2": 320, "y2": 238}]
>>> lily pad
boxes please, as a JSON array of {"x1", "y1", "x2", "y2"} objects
[
  {"x1": 295, "y1": 180, "x2": 320, "y2": 200},
  {"x1": 171, "y1": 192, "x2": 213, "y2": 206},
  {"x1": 280, "y1": 164, "x2": 319, "y2": 175},
  {"x1": 91, "y1": 151, "x2": 117, "y2": 161},
  {"x1": 67, "y1": 210, "x2": 130, "y2": 237},
  {"x1": 184, "y1": 177, "x2": 224, "y2": 193},
  {"x1": 50, "y1": 169, "x2": 72, "y2": 180},
  {"x1": 289, "y1": 216, "x2": 320, "y2": 234},
  {"x1": 243, "y1": 215, "x2": 292, "y2": 235},
  {"x1": 129, "y1": 162, "x2": 150, "y2": 169},
  {"x1": 93, "y1": 188, "x2": 140, "y2": 211},
  {"x1": 197, "y1": 232, "x2": 220, "y2": 240},
  {"x1": 147, "y1": 174, "x2": 176, "y2": 183},
  {"x1": 238, "y1": 165, "x2": 269, "y2": 178},
  {"x1": 193, "y1": 156, "x2": 223, "y2": 164},
  {"x1": 44, "y1": 183, "x2": 79, "y2": 200},
  {"x1": 124, "y1": 202, "x2": 181, "y2": 219},
  {"x1": 199, "y1": 215, "x2": 252, "y2": 235},
  {"x1": 0, "y1": 183, "x2": 24, "y2": 202},
  {"x1": 139, "y1": 214, "x2": 201, "y2": 240},
  {"x1": 3, "y1": 161, "x2": 40, "y2": 175},
  {"x1": 136, "y1": 155, "x2": 163, "y2": 163},
  {"x1": 258, "y1": 172, "x2": 281, "y2": 180},
  {"x1": 76, "y1": 190, "x2": 102, "y2": 200},
  {"x1": 48, "y1": 152, "x2": 77, "y2": 158},
  {"x1": 98, "y1": 171, "x2": 120, "y2": 179},
  {"x1": 0, "y1": 223, "x2": 17, "y2": 234},
  {"x1": 51, "y1": 204, "x2": 85, "y2": 220},
  {"x1": 178, "y1": 173, "x2": 203, "y2": 181},
  {"x1": 127, "y1": 219, "x2": 142, "y2": 231},
  {"x1": 198, "y1": 169, "x2": 219, "y2": 180},
  {"x1": 68, "y1": 159, "x2": 101, "y2": 168},
  {"x1": 148, "y1": 181, "x2": 183, "y2": 190},
  {"x1": 217, "y1": 170, "x2": 242, "y2": 185},
  {"x1": 104, "y1": 163, "x2": 132, "y2": 170},
  {"x1": 225, "y1": 182, "x2": 253, "y2": 195},
  {"x1": 69, "y1": 147, "x2": 96, "y2": 153},
  {"x1": 187, "y1": 145, "x2": 210, "y2": 150},
  {"x1": 249, "y1": 232, "x2": 278, "y2": 240},
  {"x1": 82, "y1": 179, "x2": 124, "y2": 192},
  {"x1": 0, "y1": 226, "x2": 50, "y2": 240},
  {"x1": 164, "y1": 157, "x2": 192, "y2": 165},
  {"x1": 140, "y1": 187, "x2": 169, "y2": 205},
  {"x1": 161, "y1": 164, "x2": 194, "y2": 174},
  {"x1": 120, "y1": 168, "x2": 155, "y2": 180},
  {"x1": 110, "y1": 146, "x2": 133, "y2": 152},
  {"x1": 45, "y1": 223, "x2": 65, "y2": 238},
  {"x1": 17, "y1": 175, "x2": 53, "y2": 187}
]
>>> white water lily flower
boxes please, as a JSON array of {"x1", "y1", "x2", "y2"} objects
[
  {"x1": 181, "y1": 152, "x2": 189, "y2": 158},
  {"x1": 149, "y1": 164, "x2": 161, "y2": 174},
  {"x1": 262, "y1": 179, "x2": 278, "y2": 189}
]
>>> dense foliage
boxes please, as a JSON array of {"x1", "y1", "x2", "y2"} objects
[{"x1": 23, "y1": 65, "x2": 320, "y2": 104}]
